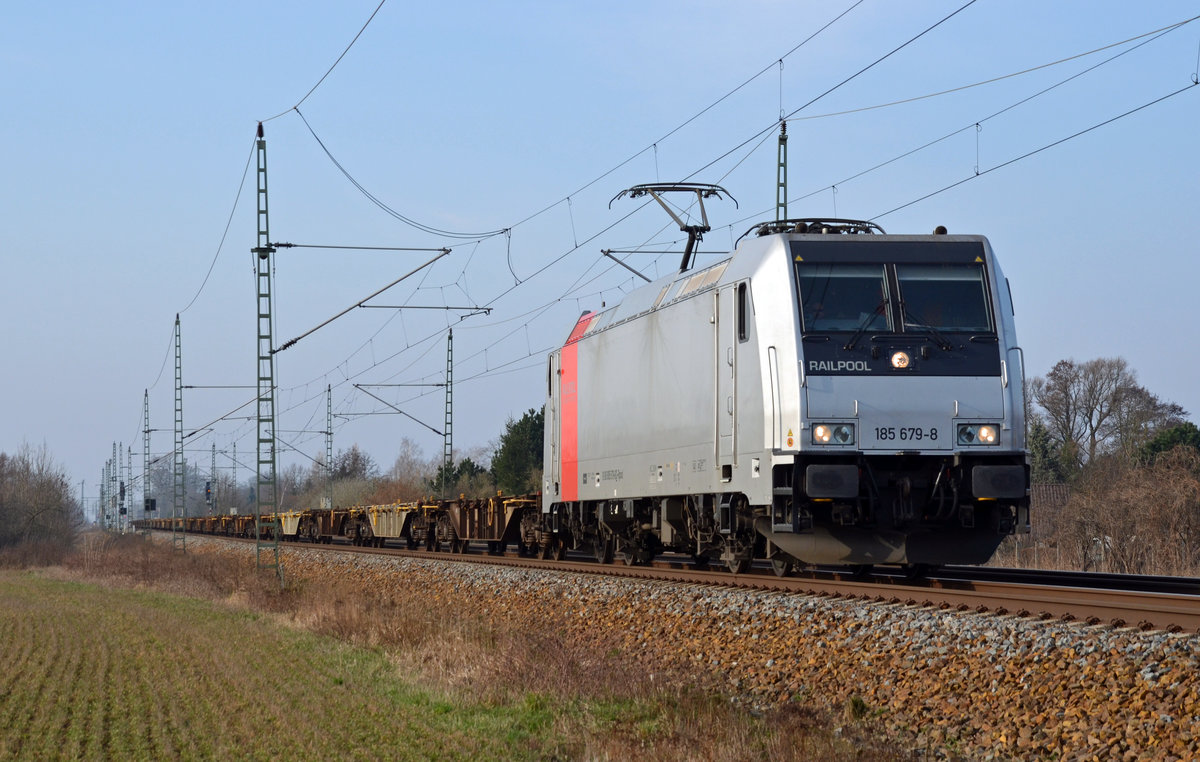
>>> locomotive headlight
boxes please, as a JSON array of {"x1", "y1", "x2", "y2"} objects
[
  {"x1": 957, "y1": 423, "x2": 1000, "y2": 446},
  {"x1": 890, "y1": 351, "x2": 911, "y2": 369},
  {"x1": 812, "y1": 423, "x2": 855, "y2": 445}
]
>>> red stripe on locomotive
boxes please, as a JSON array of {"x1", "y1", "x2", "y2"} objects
[{"x1": 560, "y1": 312, "x2": 595, "y2": 502}]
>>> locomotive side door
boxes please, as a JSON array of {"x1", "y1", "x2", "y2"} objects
[
  {"x1": 716, "y1": 286, "x2": 738, "y2": 480},
  {"x1": 546, "y1": 352, "x2": 561, "y2": 497}
]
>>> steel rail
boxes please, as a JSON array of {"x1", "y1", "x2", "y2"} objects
[{"x1": 163, "y1": 532, "x2": 1200, "y2": 634}]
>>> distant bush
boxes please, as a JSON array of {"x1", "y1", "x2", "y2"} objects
[
  {"x1": 0, "y1": 445, "x2": 82, "y2": 564},
  {"x1": 1021, "y1": 445, "x2": 1200, "y2": 575}
]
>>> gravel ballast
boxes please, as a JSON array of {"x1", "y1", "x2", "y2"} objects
[{"x1": 225, "y1": 541, "x2": 1199, "y2": 759}]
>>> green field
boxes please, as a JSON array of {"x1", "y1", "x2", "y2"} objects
[
  {"x1": 0, "y1": 571, "x2": 578, "y2": 761},
  {"x1": 0, "y1": 535, "x2": 907, "y2": 761}
]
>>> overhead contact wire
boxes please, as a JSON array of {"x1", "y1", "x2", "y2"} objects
[
  {"x1": 261, "y1": 0, "x2": 388, "y2": 123},
  {"x1": 296, "y1": 109, "x2": 507, "y2": 240},
  {"x1": 179, "y1": 136, "x2": 257, "y2": 315},
  {"x1": 789, "y1": 14, "x2": 1200, "y2": 122},
  {"x1": 501, "y1": 0, "x2": 868, "y2": 233},
  {"x1": 726, "y1": 17, "x2": 1195, "y2": 229},
  {"x1": 873, "y1": 82, "x2": 1199, "y2": 219},
  {"x1": 683, "y1": 0, "x2": 981, "y2": 185}
]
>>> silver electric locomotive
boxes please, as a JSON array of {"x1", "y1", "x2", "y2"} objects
[{"x1": 543, "y1": 200, "x2": 1029, "y2": 574}]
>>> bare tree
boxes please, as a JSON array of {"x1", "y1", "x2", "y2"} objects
[
  {"x1": 1109, "y1": 385, "x2": 1187, "y2": 462},
  {"x1": 333, "y1": 445, "x2": 378, "y2": 481},
  {"x1": 0, "y1": 445, "x2": 83, "y2": 559},
  {"x1": 363, "y1": 438, "x2": 435, "y2": 503},
  {"x1": 276, "y1": 462, "x2": 308, "y2": 511},
  {"x1": 1031, "y1": 357, "x2": 1185, "y2": 473}
]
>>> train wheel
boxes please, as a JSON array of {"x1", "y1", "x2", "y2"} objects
[
  {"x1": 554, "y1": 540, "x2": 568, "y2": 561},
  {"x1": 723, "y1": 534, "x2": 753, "y2": 575},
  {"x1": 770, "y1": 556, "x2": 794, "y2": 577},
  {"x1": 691, "y1": 554, "x2": 710, "y2": 569},
  {"x1": 901, "y1": 563, "x2": 932, "y2": 580},
  {"x1": 593, "y1": 536, "x2": 614, "y2": 564}
]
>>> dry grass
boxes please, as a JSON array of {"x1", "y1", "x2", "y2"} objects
[
  {"x1": 0, "y1": 538, "x2": 73, "y2": 568},
  {"x1": 6, "y1": 534, "x2": 907, "y2": 761}
]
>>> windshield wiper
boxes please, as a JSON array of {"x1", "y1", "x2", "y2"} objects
[
  {"x1": 901, "y1": 304, "x2": 953, "y2": 351},
  {"x1": 843, "y1": 299, "x2": 887, "y2": 351}
]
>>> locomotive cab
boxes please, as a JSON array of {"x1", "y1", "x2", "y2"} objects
[{"x1": 765, "y1": 221, "x2": 1030, "y2": 567}]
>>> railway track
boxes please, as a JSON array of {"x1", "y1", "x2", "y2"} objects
[{"x1": 170, "y1": 532, "x2": 1200, "y2": 634}]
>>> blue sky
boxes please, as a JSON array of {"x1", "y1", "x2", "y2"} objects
[{"x1": 3, "y1": 1, "x2": 1198, "y2": 504}]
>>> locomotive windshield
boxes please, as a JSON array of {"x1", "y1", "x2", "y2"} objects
[
  {"x1": 896, "y1": 263, "x2": 992, "y2": 333},
  {"x1": 797, "y1": 264, "x2": 890, "y2": 332},
  {"x1": 794, "y1": 244, "x2": 995, "y2": 336}
]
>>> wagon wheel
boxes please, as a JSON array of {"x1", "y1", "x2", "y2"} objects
[{"x1": 770, "y1": 555, "x2": 795, "y2": 577}]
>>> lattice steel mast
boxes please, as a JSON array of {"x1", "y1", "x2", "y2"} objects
[
  {"x1": 112, "y1": 443, "x2": 120, "y2": 532},
  {"x1": 209, "y1": 443, "x2": 216, "y2": 515},
  {"x1": 776, "y1": 121, "x2": 788, "y2": 221},
  {"x1": 252, "y1": 123, "x2": 282, "y2": 584},
  {"x1": 124, "y1": 444, "x2": 132, "y2": 532},
  {"x1": 231, "y1": 442, "x2": 237, "y2": 513},
  {"x1": 173, "y1": 315, "x2": 186, "y2": 551},
  {"x1": 142, "y1": 389, "x2": 152, "y2": 534},
  {"x1": 325, "y1": 385, "x2": 333, "y2": 512},
  {"x1": 442, "y1": 330, "x2": 453, "y2": 498},
  {"x1": 100, "y1": 465, "x2": 107, "y2": 529}
]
